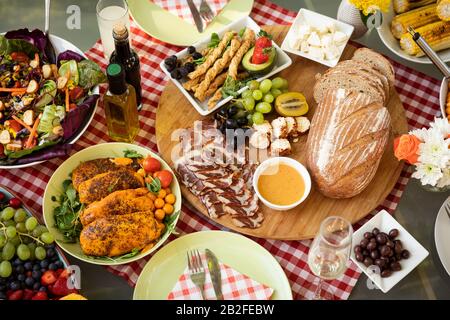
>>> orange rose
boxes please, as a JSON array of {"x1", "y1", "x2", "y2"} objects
[{"x1": 394, "y1": 134, "x2": 421, "y2": 165}]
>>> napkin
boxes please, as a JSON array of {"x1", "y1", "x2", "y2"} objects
[
  {"x1": 151, "y1": 0, "x2": 230, "y2": 28},
  {"x1": 167, "y1": 254, "x2": 274, "y2": 300}
]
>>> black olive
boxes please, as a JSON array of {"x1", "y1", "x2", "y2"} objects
[
  {"x1": 187, "y1": 46, "x2": 196, "y2": 54},
  {"x1": 390, "y1": 261, "x2": 401, "y2": 271},
  {"x1": 372, "y1": 228, "x2": 380, "y2": 236},
  {"x1": 184, "y1": 62, "x2": 195, "y2": 73},
  {"x1": 389, "y1": 229, "x2": 399, "y2": 239},
  {"x1": 237, "y1": 117, "x2": 248, "y2": 127},
  {"x1": 402, "y1": 250, "x2": 410, "y2": 259},
  {"x1": 381, "y1": 269, "x2": 392, "y2": 278},
  {"x1": 363, "y1": 257, "x2": 374, "y2": 267},
  {"x1": 227, "y1": 105, "x2": 238, "y2": 117},
  {"x1": 360, "y1": 238, "x2": 369, "y2": 249},
  {"x1": 370, "y1": 250, "x2": 380, "y2": 260},
  {"x1": 355, "y1": 253, "x2": 364, "y2": 262},
  {"x1": 366, "y1": 241, "x2": 377, "y2": 251},
  {"x1": 386, "y1": 239, "x2": 395, "y2": 248},
  {"x1": 225, "y1": 119, "x2": 238, "y2": 129},
  {"x1": 376, "y1": 233, "x2": 388, "y2": 245},
  {"x1": 192, "y1": 52, "x2": 203, "y2": 60},
  {"x1": 364, "y1": 232, "x2": 373, "y2": 240},
  {"x1": 354, "y1": 245, "x2": 362, "y2": 254},
  {"x1": 375, "y1": 258, "x2": 385, "y2": 268},
  {"x1": 170, "y1": 69, "x2": 181, "y2": 79},
  {"x1": 179, "y1": 67, "x2": 189, "y2": 78},
  {"x1": 394, "y1": 240, "x2": 403, "y2": 254},
  {"x1": 380, "y1": 245, "x2": 391, "y2": 257}
]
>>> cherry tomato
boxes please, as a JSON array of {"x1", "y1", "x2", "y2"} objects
[
  {"x1": 10, "y1": 52, "x2": 30, "y2": 63},
  {"x1": 9, "y1": 198, "x2": 22, "y2": 209},
  {"x1": 143, "y1": 156, "x2": 161, "y2": 173},
  {"x1": 154, "y1": 170, "x2": 173, "y2": 188}
]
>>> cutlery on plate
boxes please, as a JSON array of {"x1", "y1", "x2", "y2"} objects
[
  {"x1": 408, "y1": 26, "x2": 450, "y2": 79},
  {"x1": 205, "y1": 249, "x2": 224, "y2": 300},
  {"x1": 199, "y1": 0, "x2": 215, "y2": 23},
  {"x1": 445, "y1": 201, "x2": 450, "y2": 220},
  {"x1": 44, "y1": 0, "x2": 57, "y2": 64},
  {"x1": 187, "y1": 0, "x2": 204, "y2": 33},
  {"x1": 187, "y1": 249, "x2": 206, "y2": 300}
]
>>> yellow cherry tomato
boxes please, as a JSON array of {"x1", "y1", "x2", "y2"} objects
[
  {"x1": 163, "y1": 203, "x2": 174, "y2": 215},
  {"x1": 155, "y1": 209, "x2": 165, "y2": 220},
  {"x1": 155, "y1": 198, "x2": 165, "y2": 209},
  {"x1": 164, "y1": 188, "x2": 172, "y2": 195},
  {"x1": 165, "y1": 193, "x2": 176, "y2": 205},
  {"x1": 158, "y1": 189, "x2": 167, "y2": 199}
]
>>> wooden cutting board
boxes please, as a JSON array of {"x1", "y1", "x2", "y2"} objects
[{"x1": 155, "y1": 25, "x2": 408, "y2": 240}]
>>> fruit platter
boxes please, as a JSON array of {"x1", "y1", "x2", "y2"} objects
[
  {"x1": 0, "y1": 28, "x2": 106, "y2": 169},
  {"x1": 0, "y1": 185, "x2": 82, "y2": 300}
]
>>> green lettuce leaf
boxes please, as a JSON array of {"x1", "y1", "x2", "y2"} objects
[
  {"x1": 38, "y1": 104, "x2": 66, "y2": 134},
  {"x1": 78, "y1": 60, "x2": 107, "y2": 90},
  {"x1": 0, "y1": 35, "x2": 40, "y2": 58}
]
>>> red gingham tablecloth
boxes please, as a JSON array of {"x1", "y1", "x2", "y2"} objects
[{"x1": 0, "y1": 0, "x2": 443, "y2": 300}]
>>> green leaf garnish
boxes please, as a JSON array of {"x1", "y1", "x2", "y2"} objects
[
  {"x1": 146, "y1": 177, "x2": 162, "y2": 194},
  {"x1": 123, "y1": 149, "x2": 143, "y2": 159},
  {"x1": 208, "y1": 33, "x2": 220, "y2": 48}
]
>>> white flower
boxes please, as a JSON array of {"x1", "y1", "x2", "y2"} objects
[
  {"x1": 436, "y1": 167, "x2": 450, "y2": 188},
  {"x1": 410, "y1": 128, "x2": 428, "y2": 141},
  {"x1": 430, "y1": 117, "x2": 450, "y2": 138},
  {"x1": 412, "y1": 163, "x2": 443, "y2": 186},
  {"x1": 417, "y1": 128, "x2": 450, "y2": 168}
]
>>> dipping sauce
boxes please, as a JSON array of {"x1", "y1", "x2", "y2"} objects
[{"x1": 257, "y1": 163, "x2": 305, "y2": 206}]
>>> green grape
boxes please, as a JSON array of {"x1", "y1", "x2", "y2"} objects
[
  {"x1": 8, "y1": 236, "x2": 20, "y2": 246},
  {"x1": 0, "y1": 261, "x2": 12, "y2": 278},
  {"x1": 35, "y1": 246, "x2": 46, "y2": 260},
  {"x1": 271, "y1": 88, "x2": 282, "y2": 98},
  {"x1": 247, "y1": 113, "x2": 254, "y2": 126},
  {"x1": 2, "y1": 242, "x2": 15, "y2": 261},
  {"x1": 1, "y1": 207, "x2": 15, "y2": 221},
  {"x1": 235, "y1": 100, "x2": 245, "y2": 110},
  {"x1": 234, "y1": 109, "x2": 247, "y2": 120},
  {"x1": 3, "y1": 220, "x2": 15, "y2": 228},
  {"x1": 16, "y1": 222, "x2": 27, "y2": 233},
  {"x1": 17, "y1": 244, "x2": 31, "y2": 261},
  {"x1": 243, "y1": 97, "x2": 255, "y2": 111},
  {"x1": 252, "y1": 112, "x2": 265, "y2": 125},
  {"x1": 280, "y1": 79, "x2": 289, "y2": 90},
  {"x1": 25, "y1": 217, "x2": 38, "y2": 231},
  {"x1": 271, "y1": 77, "x2": 284, "y2": 89},
  {"x1": 263, "y1": 93, "x2": 274, "y2": 104},
  {"x1": 27, "y1": 243, "x2": 37, "y2": 260},
  {"x1": 5, "y1": 226, "x2": 16, "y2": 238},
  {"x1": 252, "y1": 90, "x2": 263, "y2": 101},
  {"x1": 248, "y1": 80, "x2": 259, "y2": 90},
  {"x1": 31, "y1": 225, "x2": 47, "y2": 238},
  {"x1": 22, "y1": 236, "x2": 32, "y2": 245},
  {"x1": 260, "y1": 79, "x2": 272, "y2": 93},
  {"x1": 256, "y1": 102, "x2": 272, "y2": 114},
  {"x1": 0, "y1": 234, "x2": 6, "y2": 248},
  {"x1": 14, "y1": 208, "x2": 27, "y2": 223},
  {"x1": 241, "y1": 89, "x2": 253, "y2": 99},
  {"x1": 40, "y1": 232, "x2": 54, "y2": 244}
]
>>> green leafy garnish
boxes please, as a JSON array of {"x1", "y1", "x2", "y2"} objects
[
  {"x1": 258, "y1": 30, "x2": 273, "y2": 39},
  {"x1": 146, "y1": 178, "x2": 162, "y2": 194},
  {"x1": 193, "y1": 57, "x2": 206, "y2": 65},
  {"x1": 208, "y1": 33, "x2": 220, "y2": 48},
  {"x1": 239, "y1": 28, "x2": 246, "y2": 38},
  {"x1": 123, "y1": 149, "x2": 143, "y2": 159},
  {"x1": 53, "y1": 179, "x2": 84, "y2": 243}
]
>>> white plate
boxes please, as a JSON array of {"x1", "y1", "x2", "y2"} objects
[
  {"x1": 133, "y1": 231, "x2": 292, "y2": 300},
  {"x1": 0, "y1": 34, "x2": 99, "y2": 170},
  {"x1": 439, "y1": 78, "x2": 449, "y2": 122},
  {"x1": 434, "y1": 197, "x2": 450, "y2": 276},
  {"x1": 377, "y1": 3, "x2": 450, "y2": 64},
  {"x1": 350, "y1": 210, "x2": 429, "y2": 293},
  {"x1": 159, "y1": 16, "x2": 292, "y2": 116},
  {"x1": 281, "y1": 8, "x2": 354, "y2": 67}
]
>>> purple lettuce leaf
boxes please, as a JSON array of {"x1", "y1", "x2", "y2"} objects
[
  {"x1": 62, "y1": 94, "x2": 99, "y2": 141},
  {"x1": 58, "y1": 50, "x2": 85, "y2": 66},
  {"x1": 4, "y1": 28, "x2": 48, "y2": 60}
]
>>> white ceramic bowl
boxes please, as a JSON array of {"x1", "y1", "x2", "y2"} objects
[
  {"x1": 159, "y1": 16, "x2": 292, "y2": 116},
  {"x1": 281, "y1": 8, "x2": 354, "y2": 67},
  {"x1": 350, "y1": 210, "x2": 429, "y2": 293},
  {"x1": 439, "y1": 78, "x2": 449, "y2": 122},
  {"x1": 252, "y1": 157, "x2": 311, "y2": 211}
]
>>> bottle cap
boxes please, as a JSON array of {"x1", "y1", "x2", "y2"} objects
[{"x1": 107, "y1": 63, "x2": 127, "y2": 95}]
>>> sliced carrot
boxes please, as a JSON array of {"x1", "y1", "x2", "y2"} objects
[
  {"x1": 65, "y1": 88, "x2": 70, "y2": 112},
  {"x1": 11, "y1": 116, "x2": 37, "y2": 137},
  {"x1": 0, "y1": 87, "x2": 27, "y2": 93},
  {"x1": 25, "y1": 113, "x2": 41, "y2": 149}
]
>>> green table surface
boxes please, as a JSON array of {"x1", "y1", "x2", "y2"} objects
[{"x1": 0, "y1": 0, "x2": 449, "y2": 300}]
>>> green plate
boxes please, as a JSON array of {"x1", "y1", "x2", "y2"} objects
[
  {"x1": 133, "y1": 231, "x2": 293, "y2": 300},
  {"x1": 128, "y1": 0, "x2": 254, "y2": 46},
  {"x1": 42, "y1": 142, "x2": 182, "y2": 266}
]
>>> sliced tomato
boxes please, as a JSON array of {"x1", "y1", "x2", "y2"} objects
[
  {"x1": 10, "y1": 52, "x2": 30, "y2": 63},
  {"x1": 154, "y1": 170, "x2": 173, "y2": 188},
  {"x1": 6, "y1": 120, "x2": 22, "y2": 133}
]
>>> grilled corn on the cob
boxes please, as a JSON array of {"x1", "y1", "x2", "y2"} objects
[
  {"x1": 393, "y1": 0, "x2": 436, "y2": 14},
  {"x1": 400, "y1": 20, "x2": 450, "y2": 56},
  {"x1": 438, "y1": 0, "x2": 450, "y2": 21},
  {"x1": 391, "y1": 4, "x2": 439, "y2": 39}
]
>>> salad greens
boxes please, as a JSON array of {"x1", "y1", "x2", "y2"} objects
[
  {"x1": 123, "y1": 149, "x2": 144, "y2": 159},
  {"x1": 0, "y1": 35, "x2": 40, "y2": 59},
  {"x1": 208, "y1": 33, "x2": 220, "y2": 48},
  {"x1": 77, "y1": 59, "x2": 107, "y2": 90},
  {"x1": 35, "y1": 80, "x2": 57, "y2": 108},
  {"x1": 38, "y1": 104, "x2": 66, "y2": 134}
]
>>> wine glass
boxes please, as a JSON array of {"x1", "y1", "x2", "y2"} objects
[{"x1": 307, "y1": 216, "x2": 353, "y2": 300}]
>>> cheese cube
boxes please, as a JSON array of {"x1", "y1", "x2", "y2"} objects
[
  {"x1": 307, "y1": 32, "x2": 321, "y2": 47},
  {"x1": 308, "y1": 46, "x2": 324, "y2": 60},
  {"x1": 326, "y1": 21, "x2": 336, "y2": 33},
  {"x1": 300, "y1": 41, "x2": 309, "y2": 53},
  {"x1": 333, "y1": 31, "x2": 348, "y2": 46},
  {"x1": 321, "y1": 34, "x2": 334, "y2": 47},
  {"x1": 297, "y1": 24, "x2": 311, "y2": 39}
]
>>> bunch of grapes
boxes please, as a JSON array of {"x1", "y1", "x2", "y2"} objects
[{"x1": 0, "y1": 203, "x2": 55, "y2": 279}]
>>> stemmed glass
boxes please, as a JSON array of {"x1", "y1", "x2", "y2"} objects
[{"x1": 307, "y1": 216, "x2": 353, "y2": 300}]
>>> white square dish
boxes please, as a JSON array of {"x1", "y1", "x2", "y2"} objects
[
  {"x1": 159, "y1": 16, "x2": 293, "y2": 116},
  {"x1": 281, "y1": 8, "x2": 354, "y2": 67},
  {"x1": 350, "y1": 210, "x2": 429, "y2": 293}
]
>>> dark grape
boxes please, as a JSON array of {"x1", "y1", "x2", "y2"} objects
[
  {"x1": 166, "y1": 63, "x2": 176, "y2": 72},
  {"x1": 55, "y1": 260, "x2": 64, "y2": 269},
  {"x1": 24, "y1": 262, "x2": 32, "y2": 271},
  {"x1": 184, "y1": 62, "x2": 195, "y2": 72},
  {"x1": 237, "y1": 117, "x2": 248, "y2": 127},
  {"x1": 48, "y1": 263, "x2": 57, "y2": 271},
  {"x1": 225, "y1": 119, "x2": 238, "y2": 129},
  {"x1": 46, "y1": 248, "x2": 56, "y2": 258},
  {"x1": 179, "y1": 67, "x2": 189, "y2": 78},
  {"x1": 15, "y1": 265, "x2": 24, "y2": 274},
  {"x1": 192, "y1": 52, "x2": 202, "y2": 60},
  {"x1": 9, "y1": 281, "x2": 20, "y2": 291},
  {"x1": 25, "y1": 277, "x2": 34, "y2": 287},
  {"x1": 170, "y1": 69, "x2": 182, "y2": 80},
  {"x1": 17, "y1": 274, "x2": 26, "y2": 282},
  {"x1": 40, "y1": 260, "x2": 49, "y2": 269},
  {"x1": 187, "y1": 46, "x2": 196, "y2": 54},
  {"x1": 32, "y1": 270, "x2": 41, "y2": 280},
  {"x1": 32, "y1": 264, "x2": 40, "y2": 271},
  {"x1": 227, "y1": 106, "x2": 238, "y2": 117},
  {"x1": 218, "y1": 108, "x2": 227, "y2": 117},
  {"x1": 32, "y1": 282, "x2": 41, "y2": 291},
  {"x1": 39, "y1": 286, "x2": 47, "y2": 292}
]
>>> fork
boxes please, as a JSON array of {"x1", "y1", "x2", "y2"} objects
[
  {"x1": 187, "y1": 249, "x2": 206, "y2": 300},
  {"x1": 445, "y1": 201, "x2": 450, "y2": 220},
  {"x1": 199, "y1": 0, "x2": 214, "y2": 23}
]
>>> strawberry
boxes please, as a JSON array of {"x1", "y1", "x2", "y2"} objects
[
  {"x1": 23, "y1": 289, "x2": 34, "y2": 300},
  {"x1": 58, "y1": 269, "x2": 70, "y2": 279},
  {"x1": 31, "y1": 291, "x2": 48, "y2": 300},
  {"x1": 8, "y1": 290, "x2": 23, "y2": 300},
  {"x1": 41, "y1": 270, "x2": 58, "y2": 286},
  {"x1": 252, "y1": 47, "x2": 270, "y2": 64},
  {"x1": 50, "y1": 277, "x2": 78, "y2": 297},
  {"x1": 55, "y1": 268, "x2": 65, "y2": 277},
  {"x1": 255, "y1": 36, "x2": 272, "y2": 49}
]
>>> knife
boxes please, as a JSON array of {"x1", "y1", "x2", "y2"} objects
[
  {"x1": 205, "y1": 249, "x2": 223, "y2": 300},
  {"x1": 187, "y1": 0, "x2": 204, "y2": 33}
]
